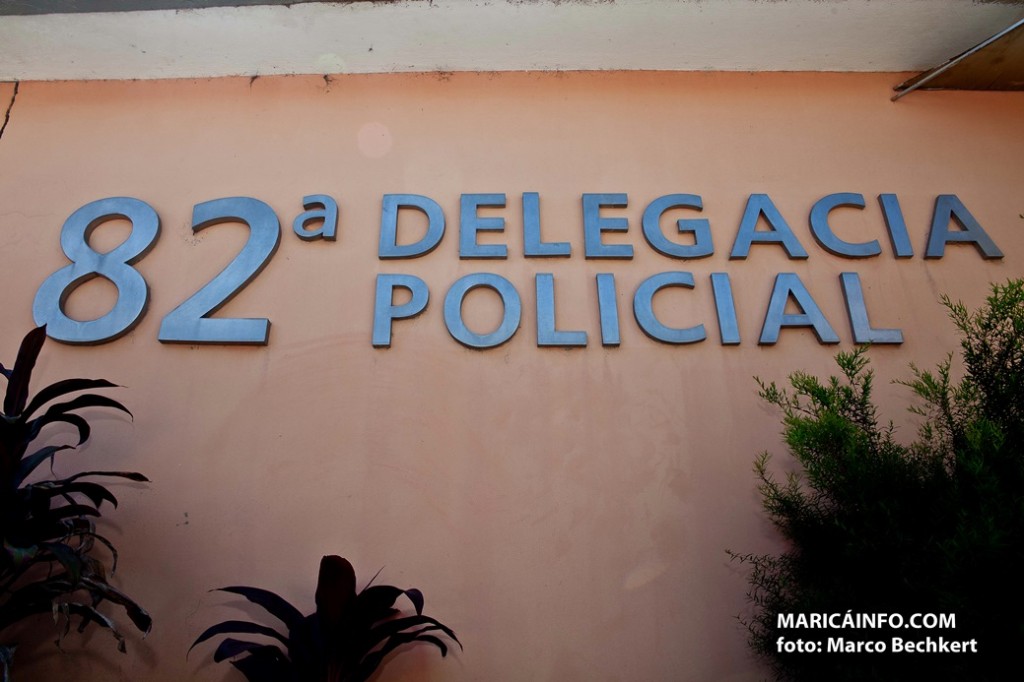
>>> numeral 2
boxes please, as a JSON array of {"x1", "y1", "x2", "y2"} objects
[{"x1": 158, "y1": 197, "x2": 281, "y2": 345}]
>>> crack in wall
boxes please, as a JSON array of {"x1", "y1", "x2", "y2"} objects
[{"x1": 0, "y1": 82, "x2": 19, "y2": 144}]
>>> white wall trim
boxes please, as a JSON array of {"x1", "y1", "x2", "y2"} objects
[{"x1": 2, "y1": 0, "x2": 1023, "y2": 81}]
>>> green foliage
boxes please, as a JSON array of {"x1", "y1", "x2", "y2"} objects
[
  {"x1": 730, "y1": 280, "x2": 1024, "y2": 681},
  {"x1": 943, "y1": 279, "x2": 1024, "y2": 439},
  {"x1": 191, "y1": 554, "x2": 460, "y2": 682},
  {"x1": 0, "y1": 327, "x2": 150, "y2": 679}
]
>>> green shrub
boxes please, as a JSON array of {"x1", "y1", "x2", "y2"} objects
[{"x1": 730, "y1": 280, "x2": 1024, "y2": 681}]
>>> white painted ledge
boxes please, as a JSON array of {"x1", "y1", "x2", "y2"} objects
[{"x1": 1, "y1": 0, "x2": 1023, "y2": 81}]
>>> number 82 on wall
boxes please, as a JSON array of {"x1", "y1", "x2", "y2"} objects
[{"x1": 32, "y1": 195, "x2": 336, "y2": 345}]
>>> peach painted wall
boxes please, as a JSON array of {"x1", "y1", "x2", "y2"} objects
[{"x1": 0, "y1": 72, "x2": 1021, "y2": 681}]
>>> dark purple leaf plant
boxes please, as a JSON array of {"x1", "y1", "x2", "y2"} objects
[
  {"x1": 191, "y1": 554, "x2": 460, "y2": 682},
  {"x1": 0, "y1": 327, "x2": 151, "y2": 680}
]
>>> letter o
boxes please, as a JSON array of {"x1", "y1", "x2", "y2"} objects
[{"x1": 443, "y1": 273, "x2": 521, "y2": 348}]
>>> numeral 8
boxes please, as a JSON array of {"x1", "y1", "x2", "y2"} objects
[{"x1": 33, "y1": 197, "x2": 160, "y2": 344}]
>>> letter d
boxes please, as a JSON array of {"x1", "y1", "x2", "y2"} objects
[{"x1": 379, "y1": 194, "x2": 445, "y2": 258}]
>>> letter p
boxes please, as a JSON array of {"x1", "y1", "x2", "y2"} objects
[{"x1": 372, "y1": 274, "x2": 429, "y2": 347}]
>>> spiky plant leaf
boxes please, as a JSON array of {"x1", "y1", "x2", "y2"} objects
[
  {"x1": 1, "y1": 327, "x2": 148, "y2": 669},
  {"x1": 0, "y1": 644, "x2": 13, "y2": 682},
  {"x1": 34, "y1": 393, "x2": 131, "y2": 423},
  {"x1": 56, "y1": 601, "x2": 129, "y2": 652},
  {"x1": 193, "y1": 555, "x2": 459, "y2": 682},
  {"x1": 402, "y1": 588, "x2": 424, "y2": 615},
  {"x1": 14, "y1": 445, "x2": 72, "y2": 488},
  {"x1": 2, "y1": 327, "x2": 46, "y2": 415},
  {"x1": 366, "y1": 614, "x2": 459, "y2": 649},
  {"x1": 63, "y1": 471, "x2": 149, "y2": 484},
  {"x1": 229, "y1": 643, "x2": 291, "y2": 682},
  {"x1": 353, "y1": 584, "x2": 405, "y2": 622},
  {"x1": 31, "y1": 480, "x2": 119, "y2": 509},
  {"x1": 352, "y1": 629, "x2": 453, "y2": 682},
  {"x1": 189, "y1": 620, "x2": 290, "y2": 653},
  {"x1": 26, "y1": 411, "x2": 90, "y2": 445},
  {"x1": 21, "y1": 378, "x2": 121, "y2": 421},
  {"x1": 79, "y1": 576, "x2": 152, "y2": 635},
  {"x1": 315, "y1": 554, "x2": 355, "y2": 629},
  {"x1": 214, "y1": 586, "x2": 305, "y2": 632},
  {"x1": 213, "y1": 637, "x2": 283, "y2": 663}
]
